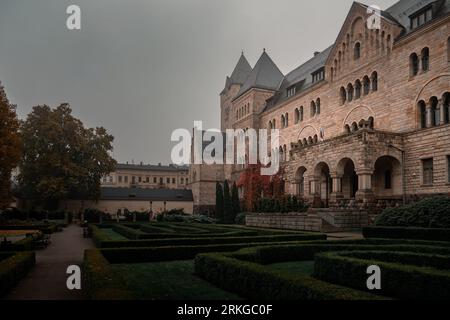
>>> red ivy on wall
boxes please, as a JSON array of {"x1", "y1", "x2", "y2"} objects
[{"x1": 237, "y1": 164, "x2": 285, "y2": 212}]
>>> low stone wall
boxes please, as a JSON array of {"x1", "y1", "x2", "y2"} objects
[
  {"x1": 314, "y1": 209, "x2": 369, "y2": 229},
  {"x1": 245, "y1": 213, "x2": 323, "y2": 232}
]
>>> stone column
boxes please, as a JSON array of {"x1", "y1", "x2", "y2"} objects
[
  {"x1": 439, "y1": 98, "x2": 446, "y2": 126},
  {"x1": 355, "y1": 170, "x2": 375, "y2": 206},
  {"x1": 426, "y1": 102, "x2": 433, "y2": 128},
  {"x1": 329, "y1": 175, "x2": 344, "y2": 206},
  {"x1": 309, "y1": 178, "x2": 322, "y2": 208}
]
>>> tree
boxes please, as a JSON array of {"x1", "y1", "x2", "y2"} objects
[
  {"x1": 231, "y1": 182, "x2": 241, "y2": 217},
  {"x1": 0, "y1": 84, "x2": 22, "y2": 209},
  {"x1": 19, "y1": 104, "x2": 116, "y2": 209},
  {"x1": 223, "y1": 180, "x2": 234, "y2": 224},
  {"x1": 215, "y1": 182, "x2": 224, "y2": 223}
]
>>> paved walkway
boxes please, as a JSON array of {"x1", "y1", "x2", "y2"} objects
[
  {"x1": 5, "y1": 224, "x2": 94, "y2": 300},
  {"x1": 326, "y1": 231, "x2": 364, "y2": 241}
]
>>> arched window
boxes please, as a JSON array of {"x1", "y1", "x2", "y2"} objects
[
  {"x1": 340, "y1": 87, "x2": 347, "y2": 105},
  {"x1": 410, "y1": 53, "x2": 419, "y2": 76},
  {"x1": 354, "y1": 42, "x2": 361, "y2": 60},
  {"x1": 368, "y1": 116, "x2": 374, "y2": 129},
  {"x1": 421, "y1": 47, "x2": 430, "y2": 72},
  {"x1": 316, "y1": 98, "x2": 321, "y2": 114},
  {"x1": 347, "y1": 83, "x2": 354, "y2": 102},
  {"x1": 273, "y1": 119, "x2": 276, "y2": 129},
  {"x1": 355, "y1": 80, "x2": 362, "y2": 99},
  {"x1": 283, "y1": 145, "x2": 287, "y2": 162},
  {"x1": 351, "y1": 122, "x2": 358, "y2": 132},
  {"x1": 300, "y1": 106, "x2": 304, "y2": 122},
  {"x1": 303, "y1": 138, "x2": 307, "y2": 146},
  {"x1": 285, "y1": 113, "x2": 289, "y2": 127},
  {"x1": 371, "y1": 72, "x2": 378, "y2": 92},
  {"x1": 281, "y1": 115, "x2": 285, "y2": 128},
  {"x1": 430, "y1": 97, "x2": 439, "y2": 126},
  {"x1": 279, "y1": 146, "x2": 284, "y2": 162},
  {"x1": 418, "y1": 100, "x2": 427, "y2": 128},
  {"x1": 268, "y1": 121, "x2": 272, "y2": 130},
  {"x1": 294, "y1": 108, "x2": 300, "y2": 124},
  {"x1": 310, "y1": 101, "x2": 316, "y2": 117},
  {"x1": 313, "y1": 135, "x2": 318, "y2": 143},
  {"x1": 344, "y1": 124, "x2": 351, "y2": 133},
  {"x1": 363, "y1": 76, "x2": 370, "y2": 95},
  {"x1": 444, "y1": 92, "x2": 450, "y2": 124}
]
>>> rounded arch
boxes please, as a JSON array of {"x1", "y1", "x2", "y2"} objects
[
  {"x1": 336, "y1": 157, "x2": 358, "y2": 199},
  {"x1": 342, "y1": 105, "x2": 375, "y2": 129},
  {"x1": 347, "y1": 83, "x2": 354, "y2": 102},
  {"x1": 295, "y1": 166, "x2": 308, "y2": 197},
  {"x1": 413, "y1": 74, "x2": 450, "y2": 127},
  {"x1": 296, "y1": 125, "x2": 319, "y2": 141},
  {"x1": 373, "y1": 155, "x2": 403, "y2": 198}
]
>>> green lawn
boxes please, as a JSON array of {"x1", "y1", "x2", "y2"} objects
[
  {"x1": 268, "y1": 260, "x2": 315, "y2": 276},
  {"x1": 101, "y1": 228, "x2": 129, "y2": 241},
  {"x1": 112, "y1": 260, "x2": 241, "y2": 300}
]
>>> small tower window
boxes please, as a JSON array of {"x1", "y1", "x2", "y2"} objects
[{"x1": 354, "y1": 42, "x2": 361, "y2": 60}]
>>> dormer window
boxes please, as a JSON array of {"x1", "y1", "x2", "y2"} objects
[
  {"x1": 312, "y1": 68, "x2": 325, "y2": 83},
  {"x1": 287, "y1": 86, "x2": 296, "y2": 98},
  {"x1": 410, "y1": 7, "x2": 432, "y2": 30}
]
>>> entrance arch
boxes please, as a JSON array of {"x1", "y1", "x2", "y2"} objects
[
  {"x1": 373, "y1": 156, "x2": 402, "y2": 198},
  {"x1": 336, "y1": 158, "x2": 358, "y2": 199},
  {"x1": 314, "y1": 162, "x2": 331, "y2": 208}
]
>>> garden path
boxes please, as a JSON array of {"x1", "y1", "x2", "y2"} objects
[{"x1": 5, "y1": 224, "x2": 94, "y2": 300}]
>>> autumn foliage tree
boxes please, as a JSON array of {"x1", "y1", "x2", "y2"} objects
[
  {"x1": 0, "y1": 84, "x2": 22, "y2": 209},
  {"x1": 19, "y1": 104, "x2": 116, "y2": 209}
]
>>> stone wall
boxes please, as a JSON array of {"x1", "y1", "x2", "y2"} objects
[{"x1": 246, "y1": 213, "x2": 323, "y2": 232}]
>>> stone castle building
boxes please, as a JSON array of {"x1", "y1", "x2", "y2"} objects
[{"x1": 190, "y1": 0, "x2": 450, "y2": 217}]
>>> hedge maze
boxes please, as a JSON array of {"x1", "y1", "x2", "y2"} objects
[{"x1": 84, "y1": 223, "x2": 450, "y2": 300}]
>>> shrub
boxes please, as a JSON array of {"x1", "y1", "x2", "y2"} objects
[
  {"x1": 194, "y1": 253, "x2": 383, "y2": 300},
  {"x1": 375, "y1": 196, "x2": 450, "y2": 228},
  {"x1": 363, "y1": 226, "x2": 450, "y2": 242},
  {"x1": 235, "y1": 213, "x2": 246, "y2": 225},
  {"x1": 215, "y1": 182, "x2": 224, "y2": 223},
  {"x1": 83, "y1": 249, "x2": 133, "y2": 300},
  {"x1": 0, "y1": 252, "x2": 35, "y2": 297},
  {"x1": 314, "y1": 250, "x2": 450, "y2": 299}
]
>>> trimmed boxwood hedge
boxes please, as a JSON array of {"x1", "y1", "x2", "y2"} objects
[
  {"x1": 83, "y1": 249, "x2": 133, "y2": 300},
  {"x1": 0, "y1": 223, "x2": 57, "y2": 234},
  {"x1": 95, "y1": 233, "x2": 326, "y2": 249},
  {"x1": 194, "y1": 253, "x2": 385, "y2": 300},
  {"x1": 98, "y1": 240, "x2": 323, "y2": 263},
  {"x1": 336, "y1": 250, "x2": 450, "y2": 270},
  {"x1": 231, "y1": 240, "x2": 450, "y2": 265},
  {"x1": 314, "y1": 251, "x2": 450, "y2": 300},
  {"x1": 0, "y1": 251, "x2": 36, "y2": 297},
  {"x1": 363, "y1": 226, "x2": 450, "y2": 241}
]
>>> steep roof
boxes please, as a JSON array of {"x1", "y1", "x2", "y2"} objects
[
  {"x1": 116, "y1": 163, "x2": 189, "y2": 172},
  {"x1": 385, "y1": 0, "x2": 450, "y2": 36},
  {"x1": 234, "y1": 50, "x2": 284, "y2": 100},
  {"x1": 221, "y1": 53, "x2": 252, "y2": 95},
  {"x1": 265, "y1": 46, "x2": 332, "y2": 111},
  {"x1": 229, "y1": 53, "x2": 252, "y2": 85},
  {"x1": 100, "y1": 187, "x2": 193, "y2": 202}
]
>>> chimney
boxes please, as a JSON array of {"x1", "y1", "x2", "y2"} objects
[
  {"x1": 140, "y1": 161, "x2": 143, "y2": 166},
  {"x1": 314, "y1": 51, "x2": 320, "y2": 56},
  {"x1": 158, "y1": 163, "x2": 161, "y2": 166}
]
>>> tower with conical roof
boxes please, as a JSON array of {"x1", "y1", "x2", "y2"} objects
[{"x1": 220, "y1": 52, "x2": 252, "y2": 131}]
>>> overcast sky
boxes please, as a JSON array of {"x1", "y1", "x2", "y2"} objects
[{"x1": 0, "y1": 0, "x2": 398, "y2": 165}]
